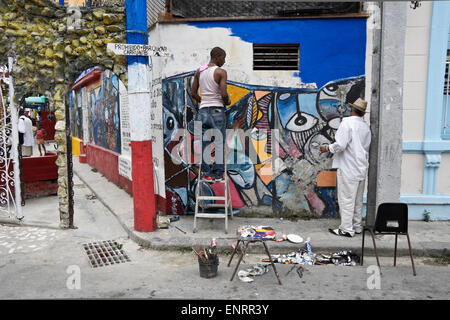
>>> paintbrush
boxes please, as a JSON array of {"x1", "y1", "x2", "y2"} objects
[{"x1": 192, "y1": 247, "x2": 202, "y2": 259}]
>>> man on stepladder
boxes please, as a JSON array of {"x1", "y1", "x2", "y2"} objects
[
  {"x1": 191, "y1": 47, "x2": 231, "y2": 180},
  {"x1": 320, "y1": 98, "x2": 371, "y2": 237}
]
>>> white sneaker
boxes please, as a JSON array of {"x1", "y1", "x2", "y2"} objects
[{"x1": 329, "y1": 228, "x2": 353, "y2": 238}]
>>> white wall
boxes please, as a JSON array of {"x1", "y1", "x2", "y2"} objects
[
  {"x1": 402, "y1": 1, "x2": 432, "y2": 142},
  {"x1": 401, "y1": 153, "x2": 424, "y2": 194},
  {"x1": 437, "y1": 154, "x2": 450, "y2": 194},
  {"x1": 400, "y1": 2, "x2": 432, "y2": 194}
]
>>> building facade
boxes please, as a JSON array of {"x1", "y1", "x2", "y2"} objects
[
  {"x1": 66, "y1": 1, "x2": 450, "y2": 220},
  {"x1": 399, "y1": 1, "x2": 450, "y2": 219}
]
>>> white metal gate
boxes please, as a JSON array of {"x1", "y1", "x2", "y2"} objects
[{"x1": 0, "y1": 58, "x2": 22, "y2": 220}]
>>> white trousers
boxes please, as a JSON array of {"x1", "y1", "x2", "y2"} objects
[{"x1": 337, "y1": 169, "x2": 365, "y2": 236}]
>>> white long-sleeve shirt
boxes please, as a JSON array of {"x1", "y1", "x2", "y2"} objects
[
  {"x1": 18, "y1": 115, "x2": 34, "y2": 147},
  {"x1": 328, "y1": 116, "x2": 371, "y2": 181}
]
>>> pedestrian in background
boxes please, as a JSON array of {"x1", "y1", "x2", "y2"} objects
[
  {"x1": 36, "y1": 122, "x2": 47, "y2": 156},
  {"x1": 320, "y1": 98, "x2": 371, "y2": 237},
  {"x1": 18, "y1": 109, "x2": 34, "y2": 157}
]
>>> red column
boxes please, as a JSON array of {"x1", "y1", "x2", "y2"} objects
[{"x1": 131, "y1": 140, "x2": 157, "y2": 231}]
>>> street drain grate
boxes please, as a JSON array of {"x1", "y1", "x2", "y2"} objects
[{"x1": 82, "y1": 240, "x2": 131, "y2": 268}]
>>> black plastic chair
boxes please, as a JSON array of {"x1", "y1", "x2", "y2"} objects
[{"x1": 361, "y1": 203, "x2": 416, "y2": 276}]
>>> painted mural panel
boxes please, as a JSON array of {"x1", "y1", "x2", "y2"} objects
[
  {"x1": 87, "y1": 70, "x2": 121, "y2": 153},
  {"x1": 149, "y1": 18, "x2": 367, "y2": 217},
  {"x1": 162, "y1": 72, "x2": 365, "y2": 217},
  {"x1": 70, "y1": 69, "x2": 123, "y2": 155},
  {"x1": 87, "y1": 85, "x2": 100, "y2": 146},
  {"x1": 69, "y1": 89, "x2": 83, "y2": 140}
]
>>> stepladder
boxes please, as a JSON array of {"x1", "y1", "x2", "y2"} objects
[{"x1": 193, "y1": 161, "x2": 233, "y2": 234}]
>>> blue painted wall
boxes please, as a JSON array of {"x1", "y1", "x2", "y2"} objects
[{"x1": 189, "y1": 18, "x2": 367, "y2": 88}]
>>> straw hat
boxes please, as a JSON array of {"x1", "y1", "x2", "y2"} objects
[{"x1": 349, "y1": 98, "x2": 368, "y2": 113}]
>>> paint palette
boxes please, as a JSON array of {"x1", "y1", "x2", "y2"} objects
[{"x1": 286, "y1": 234, "x2": 303, "y2": 244}]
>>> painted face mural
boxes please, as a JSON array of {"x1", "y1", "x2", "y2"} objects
[
  {"x1": 161, "y1": 73, "x2": 365, "y2": 217},
  {"x1": 317, "y1": 77, "x2": 365, "y2": 130}
]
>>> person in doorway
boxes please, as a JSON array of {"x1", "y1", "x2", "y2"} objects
[
  {"x1": 320, "y1": 98, "x2": 371, "y2": 237},
  {"x1": 191, "y1": 47, "x2": 231, "y2": 179},
  {"x1": 18, "y1": 109, "x2": 34, "y2": 157},
  {"x1": 36, "y1": 122, "x2": 47, "y2": 156}
]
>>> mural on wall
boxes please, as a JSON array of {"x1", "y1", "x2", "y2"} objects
[
  {"x1": 162, "y1": 72, "x2": 365, "y2": 217},
  {"x1": 98, "y1": 70, "x2": 121, "y2": 153},
  {"x1": 69, "y1": 89, "x2": 83, "y2": 140},
  {"x1": 71, "y1": 69, "x2": 122, "y2": 154},
  {"x1": 88, "y1": 86, "x2": 100, "y2": 148}
]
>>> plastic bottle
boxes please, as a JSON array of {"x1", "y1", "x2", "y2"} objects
[
  {"x1": 304, "y1": 237, "x2": 315, "y2": 265},
  {"x1": 211, "y1": 238, "x2": 217, "y2": 256},
  {"x1": 305, "y1": 237, "x2": 313, "y2": 256}
]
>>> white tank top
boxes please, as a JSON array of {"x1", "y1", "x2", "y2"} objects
[{"x1": 199, "y1": 66, "x2": 224, "y2": 108}]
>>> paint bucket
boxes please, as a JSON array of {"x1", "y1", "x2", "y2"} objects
[{"x1": 198, "y1": 255, "x2": 219, "y2": 278}]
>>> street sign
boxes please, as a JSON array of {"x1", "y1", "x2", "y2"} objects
[{"x1": 107, "y1": 43, "x2": 171, "y2": 57}]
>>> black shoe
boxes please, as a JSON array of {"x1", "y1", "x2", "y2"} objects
[{"x1": 329, "y1": 228, "x2": 353, "y2": 238}]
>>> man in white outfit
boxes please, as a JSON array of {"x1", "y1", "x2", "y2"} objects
[
  {"x1": 320, "y1": 98, "x2": 371, "y2": 237},
  {"x1": 18, "y1": 109, "x2": 34, "y2": 157}
]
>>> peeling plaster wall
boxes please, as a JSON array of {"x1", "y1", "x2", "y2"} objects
[{"x1": 0, "y1": 0, "x2": 127, "y2": 228}]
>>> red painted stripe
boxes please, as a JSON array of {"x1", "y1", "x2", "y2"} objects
[
  {"x1": 131, "y1": 140, "x2": 157, "y2": 232},
  {"x1": 156, "y1": 194, "x2": 167, "y2": 214},
  {"x1": 22, "y1": 153, "x2": 58, "y2": 182},
  {"x1": 86, "y1": 143, "x2": 132, "y2": 195},
  {"x1": 72, "y1": 69, "x2": 102, "y2": 90}
]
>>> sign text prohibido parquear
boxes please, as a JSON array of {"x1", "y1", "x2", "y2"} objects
[{"x1": 106, "y1": 43, "x2": 171, "y2": 57}]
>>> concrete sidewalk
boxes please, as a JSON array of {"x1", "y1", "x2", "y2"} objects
[{"x1": 72, "y1": 158, "x2": 450, "y2": 257}]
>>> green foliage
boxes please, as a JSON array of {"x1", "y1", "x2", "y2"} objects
[{"x1": 423, "y1": 209, "x2": 431, "y2": 222}]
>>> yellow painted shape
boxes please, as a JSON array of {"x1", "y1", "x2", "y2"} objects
[
  {"x1": 257, "y1": 110, "x2": 263, "y2": 121},
  {"x1": 251, "y1": 137, "x2": 271, "y2": 162},
  {"x1": 227, "y1": 84, "x2": 250, "y2": 107},
  {"x1": 248, "y1": 96, "x2": 259, "y2": 127},
  {"x1": 72, "y1": 137, "x2": 82, "y2": 157},
  {"x1": 256, "y1": 161, "x2": 274, "y2": 186}
]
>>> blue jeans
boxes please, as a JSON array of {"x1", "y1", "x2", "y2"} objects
[{"x1": 197, "y1": 107, "x2": 226, "y2": 177}]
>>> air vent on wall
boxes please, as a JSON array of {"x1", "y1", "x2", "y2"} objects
[{"x1": 253, "y1": 43, "x2": 299, "y2": 71}]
